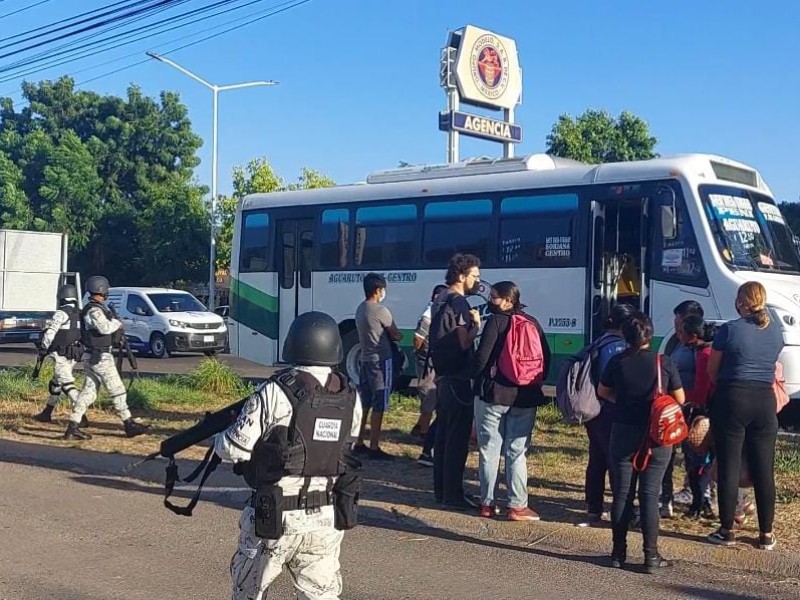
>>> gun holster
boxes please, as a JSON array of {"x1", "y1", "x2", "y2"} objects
[
  {"x1": 332, "y1": 471, "x2": 360, "y2": 531},
  {"x1": 253, "y1": 485, "x2": 284, "y2": 540}
]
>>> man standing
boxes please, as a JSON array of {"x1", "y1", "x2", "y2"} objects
[
  {"x1": 429, "y1": 253, "x2": 482, "y2": 511},
  {"x1": 64, "y1": 276, "x2": 149, "y2": 440},
  {"x1": 215, "y1": 311, "x2": 362, "y2": 600},
  {"x1": 33, "y1": 284, "x2": 84, "y2": 423},
  {"x1": 354, "y1": 272, "x2": 402, "y2": 460}
]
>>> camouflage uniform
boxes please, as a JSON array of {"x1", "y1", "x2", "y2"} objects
[
  {"x1": 70, "y1": 305, "x2": 131, "y2": 423},
  {"x1": 40, "y1": 309, "x2": 80, "y2": 408},
  {"x1": 215, "y1": 366, "x2": 362, "y2": 600}
]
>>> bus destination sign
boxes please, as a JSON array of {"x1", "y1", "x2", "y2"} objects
[{"x1": 439, "y1": 110, "x2": 523, "y2": 144}]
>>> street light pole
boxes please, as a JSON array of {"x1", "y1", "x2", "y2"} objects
[{"x1": 146, "y1": 51, "x2": 278, "y2": 310}]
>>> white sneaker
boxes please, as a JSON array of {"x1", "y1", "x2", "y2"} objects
[{"x1": 672, "y1": 488, "x2": 694, "y2": 506}]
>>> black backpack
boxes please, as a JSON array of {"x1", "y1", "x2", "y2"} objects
[{"x1": 427, "y1": 292, "x2": 472, "y2": 377}]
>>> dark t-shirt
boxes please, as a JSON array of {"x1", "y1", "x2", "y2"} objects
[
  {"x1": 600, "y1": 350, "x2": 683, "y2": 427},
  {"x1": 712, "y1": 317, "x2": 784, "y2": 384}
]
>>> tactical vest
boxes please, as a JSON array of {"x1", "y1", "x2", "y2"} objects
[
  {"x1": 240, "y1": 368, "x2": 356, "y2": 490},
  {"x1": 80, "y1": 301, "x2": 119, "y2": 350},
  {"x1": 51, "y1": 304, "x2": 81, "y2": 355}
]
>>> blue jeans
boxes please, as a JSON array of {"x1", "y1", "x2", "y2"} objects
[{"x1": 474, "y1": 400, "x2": 537, "y2": 509}]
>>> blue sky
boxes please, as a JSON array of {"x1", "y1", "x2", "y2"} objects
[{"x1": 2, "y1": 0, "x2": 799, "y2": 201}]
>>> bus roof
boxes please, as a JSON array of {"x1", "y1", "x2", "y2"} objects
[{"x1": 241, "y1": 153, "x2": 772, "y2": 211}]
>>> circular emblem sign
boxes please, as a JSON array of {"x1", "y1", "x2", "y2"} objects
[{"x1": 470, "y1": 34, "x2": 509, "y2": 100}]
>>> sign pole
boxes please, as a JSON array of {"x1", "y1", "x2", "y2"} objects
[
  {"x1": 503, "y1": 107, "x2": 514, "y2": 158},
  {"x1": 448, "y1": 89, "x2": 460, "y2": 164}
]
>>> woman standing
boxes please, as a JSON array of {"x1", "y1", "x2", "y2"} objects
[
  {"x1": 598, "y1": 312, "x2": 685, "y2": 572},
  {"x1": 472, "y1": 281, "x2": 551, "y2": 521},
  {"x1": 584, "y1": 303, "x2": 633, "y2": 522},
  {"x1": 707, "y1": 282, "x2": 784, "y2": 550},
  {"x1": 676, "y1": 315, "x2": 717, "y2": 518}
]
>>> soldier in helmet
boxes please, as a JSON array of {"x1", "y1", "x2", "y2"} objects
[
  {"x1": 215, "y1": 311, "x2": 362, "y2": 600},
  {"x1": 64, "y1": 276, "x2": 149, "y2": 440},
  {"x1": 33, "y1": 283, "x2": 84, "y2": 423}
]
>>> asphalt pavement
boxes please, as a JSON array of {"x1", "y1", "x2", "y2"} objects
[
  {"x1": 1, "y1": 441, "x2": 799, "y2": 600},
  {"x1": 0, "y1": 343, "x2": 269, "y2": 380}
]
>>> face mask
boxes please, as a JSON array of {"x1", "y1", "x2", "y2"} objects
[{"x1": 488, "y1": 301, "x2": 505, "y2": 314}]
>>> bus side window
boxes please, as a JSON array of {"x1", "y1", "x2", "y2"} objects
[
  {"x1": 497, "y1": 194, "x2": 579, "y2": 266},
  {"x1": 319, "y1": 209, "x2": 350, "y2": 269},
  {"x1": 239, "y1": 211, "x2": 270, "y2": 273},
  {"x1": 354, "y1": 204, "x2": 416, "y2": 268},
  {"x1": 423, "y1": 199, "x2": 492, "y2": 265},
  {"x1": 651, "y1": 188, "x2": 707, "y2": 285}
]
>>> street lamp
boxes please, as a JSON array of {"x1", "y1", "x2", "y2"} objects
[{"x1": 147, "y1": 51, "x2": 278, "y2": 310}]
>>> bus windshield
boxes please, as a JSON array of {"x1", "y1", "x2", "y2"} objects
[{"x1": 700, "y1": 185, "x2": 800, "y2": 274}]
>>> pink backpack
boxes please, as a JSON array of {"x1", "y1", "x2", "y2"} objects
[{"x1": 496, "y1": 314, "x2": 544, "y2": 386}]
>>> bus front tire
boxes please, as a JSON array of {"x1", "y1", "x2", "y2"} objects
[{"x1": 341, "y1": 329, "x2": 360, "y2": 386}]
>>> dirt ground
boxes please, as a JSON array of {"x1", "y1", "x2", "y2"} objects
[{"x1": 3, "y1": 393, "x2": 800, "y2": 552}]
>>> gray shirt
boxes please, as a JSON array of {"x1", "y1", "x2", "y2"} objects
[
  {"x1": 356, "y1": 300, "x2": 394, "y2": 362},
  {"x1": 712, "y1": 316, "x2": 784, "y2": 384}
]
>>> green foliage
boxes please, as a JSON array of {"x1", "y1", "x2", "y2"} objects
[
  {"x1": 215, "y1": 158, "x2": 334, "y2": 270},
  {"x1": 546, "y1": 109, "x2": 658, "y2": 164},
  {"x1": 183, "y1": 357, "x2": 251, "y2": 397},
  {"x1": 0, "y1": 77, "x2": 208, "y2": 285},
  {"x1": 125, "y1": 376, "x2": 213, "y2": 411},
  {"x1": 0, "y1": 367, "x2": 39, "y2": 401},
  {"x1": 779, "y1": 202, "x2": 800, "y2": 238}
]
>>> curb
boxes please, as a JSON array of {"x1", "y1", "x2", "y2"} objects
[{"x1": 2, "y1": 437, "x2": 799, "y2": 580}]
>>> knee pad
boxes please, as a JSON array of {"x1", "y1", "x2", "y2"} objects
[{"x1": 48, "y1": 380, "x2": 61, "y2": 396}]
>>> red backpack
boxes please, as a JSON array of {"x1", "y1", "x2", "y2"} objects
[
  {"x1": 632, "y1": 354, "x2": 688, "y2": 472},
  {"x1": 496, "y1": 313, "x2": 544, "y2": 386}
]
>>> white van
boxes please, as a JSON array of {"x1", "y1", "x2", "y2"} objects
[{"x1": 103, "y1": 287, "x2": 227, "y2": 358}]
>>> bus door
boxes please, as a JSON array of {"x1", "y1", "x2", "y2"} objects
[
  {"x1": 276, "y1": 218, "x2": 315, "y2": 361},
  {"x1": 590, "y1": 186, "x2": 654, "y2": 338}
]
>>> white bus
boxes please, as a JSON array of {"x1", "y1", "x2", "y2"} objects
[{"x1": 228, "y1": 153, "x2": 800, "y2": 402}]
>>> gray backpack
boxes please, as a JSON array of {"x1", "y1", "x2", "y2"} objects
[{"x1": 555, "y1": 338, "x2": 611, "y2": 424}]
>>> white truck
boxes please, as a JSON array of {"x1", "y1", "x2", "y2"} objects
[{"x1": 0, "y1": 229, "x2": 79, "y2": 345}]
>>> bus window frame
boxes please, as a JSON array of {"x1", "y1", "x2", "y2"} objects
[{"x1": 239, "y1": 209, "x2": 272, "y2": 273}]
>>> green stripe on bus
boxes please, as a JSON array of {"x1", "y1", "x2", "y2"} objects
[{"x1": 230, "y1": 278, "x2": 279, "y2": 340}]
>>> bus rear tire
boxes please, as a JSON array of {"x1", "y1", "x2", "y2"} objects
[{"x1": 341, "y1": 329, "x2": 360, "y2": 386}]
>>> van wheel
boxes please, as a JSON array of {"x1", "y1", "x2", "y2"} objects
[
  {"x1": 150, "y1": 332, "x2": 169, "y2": 359},
  {"x1": 341, "y1": 329, "x2": 360, "y2": 385}
]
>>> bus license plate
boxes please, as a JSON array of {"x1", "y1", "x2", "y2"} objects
[{"x1": 203, "y1": 335, "x2": 214, "y2": 343}]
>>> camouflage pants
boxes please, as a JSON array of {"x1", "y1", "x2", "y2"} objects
[
  {"x1": 46, "y1": 353, "x2": 78, "y2": 407},
  {"x1": 230, "y1": 505, "x2": 344, "y2": 600},
  {"x1": 71, "y1": 352, "x2": 131, "y2": 423}
]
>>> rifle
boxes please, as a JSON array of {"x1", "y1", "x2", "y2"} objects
[
  {"x1": 107, "y1": 305, "x2": 139, "y2": 379},
  {"x1": 31, "y1": 350, "x2": 46, "y2": 380},
  {"x1": 124, "y1": 395, "x2": 248, "y2": 516}
]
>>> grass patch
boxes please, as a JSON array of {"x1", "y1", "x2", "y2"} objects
[
  {"x1": 183, "y1": 358, "x2": 251, "y2": 397},
  {"x1": 126, "y1": 377, "x2": 218, "y2": 411}
]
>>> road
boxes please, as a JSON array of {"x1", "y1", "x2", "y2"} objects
[
  {"x1": 0, "y1": 343, "x2": 269, "y2": 380},
  {"x1": 1, "y1": 458, "x2": 798, "y2": 599}
]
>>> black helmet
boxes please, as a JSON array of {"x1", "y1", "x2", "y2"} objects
[
  {"x1": 86, "y1": 275, "x2": 110, "y2": 296},
  {"x1": 57, "y1": 284, "x2": 78, "y2": 304},
  {"x1": 282, "y1": 311, "x2": 342, "y2": 367}
]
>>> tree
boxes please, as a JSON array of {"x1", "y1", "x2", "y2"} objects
[
  {"x1": 215, "y1": 159, "x2": 334, "y2": 270},
  {"x1": 0, "y1": 77, "x2": 208, "y2": 284},
  {"x1": 546, "y1": 109, "x2": 658, "y2": 164},
  {"x1": 779, "y1": 202, "x2": 800, "y2": 238}
]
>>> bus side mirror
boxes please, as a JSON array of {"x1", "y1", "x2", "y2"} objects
[{"x1": 661, "y1": 205, "x2": 677, "y2": 240}]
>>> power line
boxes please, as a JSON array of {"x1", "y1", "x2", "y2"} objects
[
  {"x1": 78, "y1": 0, "x2": 310, "y2": 87},
  {"x1": 0, "y1": 0, "x2": 52, "y2": 20},
  {"x1": 1, "y1": 0, "x2": 154, "y2": 48},
  {"x1": 0, "y1": 0, "x2": 293, "y2": 90},
  {"x1": 0, "y1": 0, "x2": 201, "y2": 74},
  {"x1": 0, "y1": 0, "x2": 181, "y2": 59}
]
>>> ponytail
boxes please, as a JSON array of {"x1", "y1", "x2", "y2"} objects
[{"x1": 621, "y1": 311, "x2": 654, "y2": 354}]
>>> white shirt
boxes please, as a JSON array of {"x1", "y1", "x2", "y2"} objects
[{"x1": 214, "y1": 365, "x2": 362, "y2": 497}]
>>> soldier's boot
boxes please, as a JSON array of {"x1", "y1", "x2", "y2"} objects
[
  {"x1": 124, "y1": 418, "x2": 150, "y2": 438},
  {"x1": 64, "y1": 421, "x2": 92, "y2": 440},
  {"x1": 33, "y1": 405, "x2": 55, "y2": 423}
]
